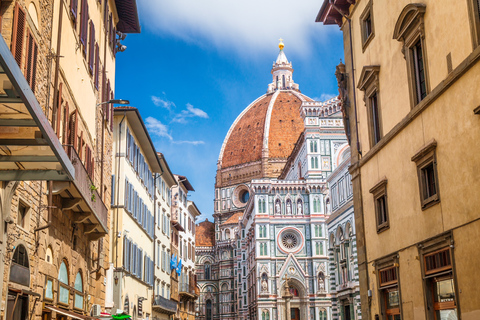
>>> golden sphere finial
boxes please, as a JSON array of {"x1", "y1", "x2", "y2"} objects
[{"x1": 279, "y1": 38, "x2": 284, "y2": 50}]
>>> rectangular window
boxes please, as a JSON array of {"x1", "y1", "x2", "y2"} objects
[
  {"x1": 412, "y1": 39, "x2": 427, "y2": 103},
  {"x1": 412, "y1": 140, "x2": 440, "y2": 209},
  {"x1": 370, "y1": 92, "x2": 382, "y2": 145},
  {"x1": 17, "y1": 201, "x2": 28, "y2": 229},
  {"x1": 369, "y1": 178, "x2": 389, "y2": 233},
  {"x1": 360, "y1": 1, "x2": 374, "y2": 51}
]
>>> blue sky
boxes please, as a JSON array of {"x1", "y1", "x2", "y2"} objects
[{"x1": 115, "y1": 0, "x2": 344, "y2": 222}]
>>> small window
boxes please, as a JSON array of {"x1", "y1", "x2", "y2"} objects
[
  {"x1": 74, "y1": 272, "x2": 84, "y2": 310},
  {"x1": 411, "y1": 140, "x2": 440, "y2": 209},
  {"x1": 358, "y1": 66, "x2": 382, "y2": 148},
  {"x1": 369, "y1": 178, "x2": 389, "y2": 233},
  {"x1": 58, "y1": 261, "x2": 70, "y2": 305},
  {"x1": 360, "y1": 0, "x2": 375, "y2": 50},
  {"x1": 17, "y1": 201, "x2": 29, "y2": 229}
]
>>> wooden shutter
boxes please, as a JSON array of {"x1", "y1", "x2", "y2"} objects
[
  {"x1": 88, "y1": 21, "x2": 95, "y2": 74},
  {"x1": 55, "y1": 83, "x2": 63, "y2": 138},
  {"x1": 110, "y1": 90, "x2": 114, "y2": 131},
  {"x1": 94, "y1": 43, "x2": 99, "y2": 89},
  {"x1": 62, "y1": 103, "x2": 69, "y2": 144},
  {"x1": 424, "y1": 248, "x2": 452, "y2": 276},
  {"x1": 378, "y1": 266, "x2": 397, "y2": 288},
  {"x1": 103, "y1": 0, "x2": 108, "y2": 27},
  {"x1": 112, "y1": 27, "x2": 117, "y2": 56},
  {"x1": 24, "y1": 30, "x2": 38, "y2": 93},
  {"x1": 80, "y1": 0, "x2": 89, "y2": 56},
  {"x1": 69, "y1": 110, "x2": 78, "y2": 153},
  {"x1": 108, "y1": 13, "x2": 113, "y2": 50},
  {"x1": 70, "y1": 0, "x2": 78, "y2": 24},
  {"x1": 11, "y1": 3, "x2": 26, "y2": 67}
]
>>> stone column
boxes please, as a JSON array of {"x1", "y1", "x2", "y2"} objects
[{"x1": 282, "y1": 275, "x2": 293, "y2": 320}]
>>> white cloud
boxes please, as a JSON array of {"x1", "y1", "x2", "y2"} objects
[
  {"x1": 314, "y1": 93, "x2": 338, "y2": 102},
  {"x1": 186, "y1": 103, "x2": 209, "y2": 119},
  {"x1": 145, "y1": 116, "x2": 205, "y2": 146},
  {"x1": 172, "y1": 103, "x2": 209, "y2": 124},
  {"x1": 145, "y1": 117, "x2": 173, "y2": 140},
  {"x1": 173, "y1": 140, "x2": 205, "y2": 145},
  {"x1": 138, "y1": 0, "x2": 331, "y2": 55},
  {"x1": 152, "y1": 96, "x2": 175, "y2": 110}
]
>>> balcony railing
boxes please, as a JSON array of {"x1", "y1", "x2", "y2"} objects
[
  {"x1": 153, "y1": 295, "x2": 177, "y2": 314},
  {"x1": 179, "y1": 283, "x2": 198, "y2": 299},
  {"x1": 52, "y1": 145, "x2": 108, "y2": 239}
]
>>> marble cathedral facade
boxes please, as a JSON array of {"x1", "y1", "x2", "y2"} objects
[{"x1": 196, "y1": 42, "x2": 355, "y2": 320}]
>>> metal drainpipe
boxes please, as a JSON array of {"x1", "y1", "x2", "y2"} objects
[
  {"x1": 51, "y1": 0, "x2": 63, "y2": 133},
  {"x1": 100, "y1": 6, "x2": 110, "y2": 199},
  {"x1": 115, "y1": 112, "x2": 126, "y2": 269}
]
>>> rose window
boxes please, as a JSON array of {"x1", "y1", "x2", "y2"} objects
[
  {"x1": 278, "y1": 229, "x2": 303, "y2": 253},
  {"x1": 282, "y1": 233, "x2": 298, "y2": 249}
]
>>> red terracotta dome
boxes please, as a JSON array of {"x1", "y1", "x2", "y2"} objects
[{"x1": 219, "y1": 91, "x2": 311, "y2": 169}]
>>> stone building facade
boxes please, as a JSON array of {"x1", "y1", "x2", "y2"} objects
[
  {"x1": 318, "y1": 0, "x2": 480, "y2": 319},
  {"x1": 325, "y1": 152, "x2": 361, "y2": 320},
  {"x1": 0, "y1": 2, "x2": 139, "y2": 320}
]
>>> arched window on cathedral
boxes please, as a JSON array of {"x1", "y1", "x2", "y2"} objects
[
  {"x1": 315, "y1": 157, "x2": 319, "y2": 169},
  {"x1": 258, "y1": 198, "x2": 263, "y2": 213},
  {"x1": 314, "y1": 141, "x2": 318, "y2": 152},
  {"x1": 311, "y1": 157, "x2": 315, "y2": 169},
  {"x1": 204, "y1": 262, "x2": 211, "y2": 280},
  {"x1": 206, "y1": 300, "x2": 212, "y2": 320},
  {"x1": 310, "y1": 141, "x2": 314, "y2": 153},
  {"x1": 282, "y1": 75, "x2": 286, "y2": 88},
  {"x1": 262, "y1": 310, "x2": 270, "y2": 320},
  {"x1": 262, "y1": 199, "x2": 266, "y2": 213}
]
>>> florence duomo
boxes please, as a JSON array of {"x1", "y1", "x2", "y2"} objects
[{"x1": 0, "y1": 2, "x2": 479, "y2": 320}]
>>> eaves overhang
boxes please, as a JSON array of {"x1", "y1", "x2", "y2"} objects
[
  {"x1": 0, "y1": 36, "x2": 74, "y2": 181},
  {"x1": 115, "y1": 0, "x2": 141, "y2": 33}
]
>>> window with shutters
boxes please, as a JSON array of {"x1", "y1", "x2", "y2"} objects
[
  {"x1": 393, "y1": 4, "x2": 429, "y2": 108},
  {"x1": 24, "y1": 30, "x2": 38, "y2": 93},
  {"x1": 94, "y1": 43, "x2": 99, "y2": 89},
  {"x1": 62, "y1": 103, "x2": 69, "y2": 144},
  {"x1": 80, "y1": 0, "x2": 89, "y2": 56},
  {"x1": 369, "y1": 178, "x2": 389, "y2": 233},
  {"x1": 70, "y1": 0, "x2": 78, "y2": 25},
  {"x1": 11, "y1": 3, "x2": 26, "y2": 67},
  {"x1": 88, "y1": 21, "x2": 95, "y2": 75}
]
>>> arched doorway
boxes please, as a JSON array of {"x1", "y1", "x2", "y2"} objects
[
  {"x1": 278, "y1": 278, "x2": 308, "y2": 320},
  {"x1": 206, "y1": 300, "x2": 212, "y2": 320}
]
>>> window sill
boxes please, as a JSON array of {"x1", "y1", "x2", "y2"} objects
[
  {"x1": 421, "y1": 195, "x2": 440, "y2": 210},
  {"x1": 362, "y1": 33, "x2": 375, "y2": 53},
  {"x1": 376, "y1": 224, "x2": 389, "y2": 234}
]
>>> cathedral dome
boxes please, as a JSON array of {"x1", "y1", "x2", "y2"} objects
[{"x1": 217, "y1": 43, "x2": 312, "y2": 178}]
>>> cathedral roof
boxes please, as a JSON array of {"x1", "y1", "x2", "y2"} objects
[
  {"x1": 223, "y1": 212, "x2": 243, "y2": 225},
  {"x1": 218, "y1": 90, "x2": 310, "y2": 170},
  {"x1": 196, "y1": 219, "x2": 215, "y2": 247},
  {"x1": 217, "y1": 41, "x2": 313, "y2": 174}
]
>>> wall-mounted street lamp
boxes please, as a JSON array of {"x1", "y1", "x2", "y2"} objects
[{"x1": 96, "y1": 99, "x2": 130, "y2": 107}]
